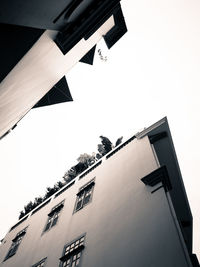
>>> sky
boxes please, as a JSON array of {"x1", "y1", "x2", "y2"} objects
[{"x1": 0, "y1": 0, "x2": 200, "y2": 259}]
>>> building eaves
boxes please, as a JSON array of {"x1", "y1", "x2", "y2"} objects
[
  {"x1": 0, "y1": 1, "x2": 127, "y2": 140},
  {"x1": 137, "y1": 117, "x2": 193, "y2": 254}
]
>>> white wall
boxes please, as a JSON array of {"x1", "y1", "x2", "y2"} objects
[{"x1": 0, "y1": 136, "x2": 193, "y2": 267}]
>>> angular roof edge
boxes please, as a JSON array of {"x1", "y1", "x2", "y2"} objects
[
  {"x1": 135, "y1": 117, "x2": 167, "y2": 139},
  {"x1": 136, "y1": 116, "x2": 193, "y2": 254}
]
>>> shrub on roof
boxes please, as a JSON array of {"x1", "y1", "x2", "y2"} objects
[{"x1": 19, "y1": 135, "x2": 122, "y2": 219}]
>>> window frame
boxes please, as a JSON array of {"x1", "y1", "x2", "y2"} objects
[
  {"x1": 73, "y1": 179, "x2": 95, "y2": 213},
  {"x1": 59, "y1": 234, "x2": 86, "y2": 267},
  {"x1": 4, "y1": 227, "x2": 27, "y2": 261},
  {"x1": 43, "y1": 200, "x2": 65, "y2": 233},
  {"x1": 31, "y1": 257, "x2": 47, "y2": 267}
]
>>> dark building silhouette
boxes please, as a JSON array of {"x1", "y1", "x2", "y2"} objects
[{"x1": 0, "y1": 0, "x2": 127, "y2": 140}]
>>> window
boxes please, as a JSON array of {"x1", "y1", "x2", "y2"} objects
[
  {"x1": 32, "y1": 257, "x2": 46, "y2": 267},
  {"x1": 74, "y1": 180, "x2": 95, "y2": 212},
  {"x1": 4, "y1": 228, "x2": 27, "y2": 261},
  {"x1": 43, "y1": 200, "x2": 64, "y2": 232},
  {"x1": 60, "y1": 235, "x2": 85, "y2": 267}
]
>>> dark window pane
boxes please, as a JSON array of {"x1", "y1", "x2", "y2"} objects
[
  {"x1": 83, "y1": 194, "x2": 91, "y2": 205},
  {"x1": 11, "y1": 244, "x2": 19, "y2": 254},
  {"x1": 52, "y1": 213, "x2": 59, "y2": 227},
  {"x1": 44, "y1": 201, "x2": 64, "y2": 232},
  {"x1": 76, "y1": 199, "x2": 83, "y2": 210},
  {"x1": 52, "y1": 216, "x2": 58, "y2": 227},
  {"x1": 44, "y1": 221, "x2": 51, "y2": 231},
  {"x1": 32, "y1": 257, "x2": 46, "y2": 267},
  {"x1": 75, "y1": 181, "x2": 94, "y2": 212}
]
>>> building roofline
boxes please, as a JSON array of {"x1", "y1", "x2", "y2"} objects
[
  {"x1": 136, "y1": 116, "x2": 192, "y2": 217},
  {"x1": 10, "y1": 117, "x2": 192, "y2": 245},
  {"x1": 135, "y1": 117, "x2": 167, "y2": 139},
  {"x1": 137, "y1": 117, "x2": 193, "y2": 253}
]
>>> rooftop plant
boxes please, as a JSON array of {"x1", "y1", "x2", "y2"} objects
[{"x1": 19, "y1": 135, "x2": 123, "y2": 219}]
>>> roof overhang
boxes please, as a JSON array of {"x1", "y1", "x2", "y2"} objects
[
  {"x1": 136, "y1": 117, "x2": 193, "y2": 253},
  {"x1": 0, "y1": 0, "x2": 127, "y2": 140}
]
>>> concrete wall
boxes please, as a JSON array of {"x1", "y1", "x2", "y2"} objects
[{"x1": 0, "y1": 136, "x2": 192, "y2": 267}]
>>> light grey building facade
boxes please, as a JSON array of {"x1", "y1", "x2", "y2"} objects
[{"x1": 0, "y1": 118, "x2": 199, "y2": 267}]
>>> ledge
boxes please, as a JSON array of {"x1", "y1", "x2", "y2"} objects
[
  {"x1": 141, "y1": 166, "x2": 172, "y2": 192},
  {"x1": 106, "y1": 135, "x2": 136, "y2": 159},
  {"x1": 59, "y1": 245, "x2": 85, "y2": 261},
  {"x1": 9, "y1": 215, "x2": 29, "y2": 232},
  {"x1": 79, "y1": 161, "x2": 102, "y2": 179},
  {"x1": 48, "y1": 203, "x2": 64, "y2": 217}
]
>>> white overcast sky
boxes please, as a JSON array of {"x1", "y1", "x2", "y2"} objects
[{"x1": 0, "y1": 0, "x2": 200, "y2": 259}]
